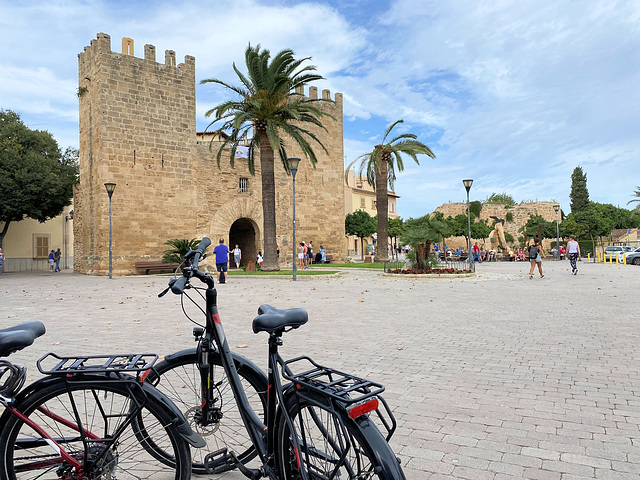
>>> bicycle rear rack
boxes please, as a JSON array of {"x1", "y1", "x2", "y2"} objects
[
  {"x1": 282, "y1": 356, "x2": 384, "y2": 405},
  {"x1": 282, "y1": 355, "x2": 398, "y2": 441},
  {"x1": 37, "y1": 353, "x2": 158, "y2": 375}
]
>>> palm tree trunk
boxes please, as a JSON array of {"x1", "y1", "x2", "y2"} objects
[
  {"x1": 259, "y1": 131, "x2": 279, "y2": 271},
  {"x1": 374, "y1": 160, "x2": 389, "y2": 262}
]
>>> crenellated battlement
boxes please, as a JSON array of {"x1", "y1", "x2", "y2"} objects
[{"x1": 78, "y1": 33, "x2": 195, "y2": 76}]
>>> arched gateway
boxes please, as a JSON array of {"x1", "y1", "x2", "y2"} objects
[{"x1": 229, "y1": 218, "x2": 258, "y2": 268}]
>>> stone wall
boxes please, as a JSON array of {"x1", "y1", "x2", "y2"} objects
[
  {"x1": 433, "y1": 201, "x2": 561, "y2": 250},
  {"x1": 74, "y1": 33, "x2": 344, "y2": 274}
]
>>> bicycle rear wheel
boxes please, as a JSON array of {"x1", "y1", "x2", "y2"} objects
[
  {"x1": 0, "y1": 377, "x2": 191, "y2": 480},
  {"x1": 145, "y1": 350, "x2": 267, "y2": 473},
  {"x1": 277, "y1": 394, "x2": 405, "y2": 479}
]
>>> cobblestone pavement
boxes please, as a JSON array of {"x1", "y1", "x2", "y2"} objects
[{"x1": 1, "y1": 259, "x2": 639, "y2": 479}]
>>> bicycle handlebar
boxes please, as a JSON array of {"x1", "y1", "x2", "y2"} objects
[{"x1": 166, "y1": 237, "x2": 214, "y2": 295}]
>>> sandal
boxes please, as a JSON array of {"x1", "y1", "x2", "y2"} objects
[{"x1": 540, "y1": 275, "x2": 544, "y2": 278}]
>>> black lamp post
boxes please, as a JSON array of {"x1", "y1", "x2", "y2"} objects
[
  {"x1": 463, "y1": 179, "x2": 473, "y2": 265},
  {"x1": 104, "y1": 183, "x2": 116, "y2": 279},
  {"x1": 554, "y1": 204, "x2": 560, "y2": 259},
  {"x1": 288, "y1": 158, "x2": 300, "y2": 281}
]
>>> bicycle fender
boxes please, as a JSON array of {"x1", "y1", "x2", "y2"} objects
[
  {"x1": 139, "y1": 380, "x2": 206, "y2": 448},
  {"x1": 354, "y1": 415, "x2": 406, "y2": 479},
  {"x1": 160, "y1": 347, "x2": 268, "y2": 387}
]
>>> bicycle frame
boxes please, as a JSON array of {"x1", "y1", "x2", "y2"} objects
[{"x1": 191, "y1": 272, "x2": 307, "y2": 479}]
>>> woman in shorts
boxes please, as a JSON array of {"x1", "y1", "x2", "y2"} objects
[{"x1": 528, "y1": 237, "x2": 546, "y2": 279}]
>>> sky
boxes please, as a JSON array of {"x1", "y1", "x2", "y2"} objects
[{"x1": 1, "y1": 0, "x2": 639, "y2": 219}]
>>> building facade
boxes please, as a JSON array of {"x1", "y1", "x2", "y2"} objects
[
  {"x1": 344, "y1": 169, "x2": 399, "y2": 257},
  {"x1": 74, "y1": 34, "x2": 345, "y2": 274}
]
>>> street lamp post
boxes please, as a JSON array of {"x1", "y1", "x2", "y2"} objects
[
  {"x1": 554, "y1": 204, "x2": 560, "y2": 260},
  {"x1": 463, "y1": 179, "x2": 473, "y2": 266},
  {"x1": 104, "y1": 183, "x2": 116, "y2": 279},
  {"x1": 288, "y1": 158, "x2": 300, "y2": 281}
]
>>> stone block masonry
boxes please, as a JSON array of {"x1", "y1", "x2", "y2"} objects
[{"x1": 75, "y1": 33, "x2": 345, "y2": 274}]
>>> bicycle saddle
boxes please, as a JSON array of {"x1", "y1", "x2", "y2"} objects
[
  {"x1": 0, "y1": 321, "x2": 46, "y2": 357},
  {"x1": 252, "y1": 305, "x2": 308, "y2": 334}
]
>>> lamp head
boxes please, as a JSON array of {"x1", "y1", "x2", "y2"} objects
[
  {"x1": 104, "y1": 182, "x2": 116, "y2": 198},
  {"x1": 287, "y1": 157, "x2": 301, "y2": 178},
  {"x1": 553, "y1": 204, "x2": 559, "y2": 213},
  {"x1": 462, "y1": 179, "x2": 473, "y2": 192}
]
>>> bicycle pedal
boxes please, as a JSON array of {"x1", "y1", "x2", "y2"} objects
[
  {"x1": 228, "y1": 451, "x2": 261, "y2": 479},
  {"x1": 204, "y1": 448, "x2": 229, "y2": 474}
]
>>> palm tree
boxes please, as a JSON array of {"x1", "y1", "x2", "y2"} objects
[
  {"x1": 358, "y1": 120, "x2": 435, "y2": 262},
  {"x1": 201, "y1": 45, "x2": 332, "y2": 271},
  {"x1": 628, "y1": 186, "x2": 640, "y2": 211}
]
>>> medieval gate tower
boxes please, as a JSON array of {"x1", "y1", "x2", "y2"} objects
[{"x1": 75, "y1": 33, "x2": 345, "y2": 274}]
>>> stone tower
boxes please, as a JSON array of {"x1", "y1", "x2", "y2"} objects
[{"x1": 75, "y1": 33, "x2": 344, "y2": 274}]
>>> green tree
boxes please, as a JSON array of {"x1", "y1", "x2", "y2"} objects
[
  {"x1": 201, "y1": 45, "x2": 332, "y2": 271},
  {"x1": 569, "y1": 166, "x2": 589, "y2": 213},
  {"x1": 522, "y1": 214, "x2": 556, "y2": 240},
  {"x1": 471, "y1": 219, "x2": 491, "y2": 242},
  {"x1": 627, "y1": 186, "x2": 640, "y2": 211},
  {"x1": 485, "y1": 192, "x2": 515, "y2": 206},
  {"x1": 387, "y1": 217, "x2": 405, "y2": 260},
  {"x1": 0, "y1": 110, "x2": 77, "y2": 249},
  {"x1": 345, "y1": 210, "x2": 376, "y2": 261},
  {"x1": 358, "y1": 120, "x2": 435, "y2": 262},
  {"x1": 469, "y1": 200, "x2": 482, "y2": 217},
  {"x1": 401, "y1": 215, "x2": 446, "y2": 269}
]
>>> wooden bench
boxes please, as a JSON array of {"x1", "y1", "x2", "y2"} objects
[
  {"x1": 324, "y1": 254, "x2": 333, "y2": 264},
  {"x1": 135, "y1": 261, "x2": 180, "y2": 275}
]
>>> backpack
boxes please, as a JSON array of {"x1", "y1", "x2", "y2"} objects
[{"x1": 528, "y1": 245, "x2": 538, "y2": 259}]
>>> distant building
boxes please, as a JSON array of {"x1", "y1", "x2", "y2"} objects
[
  {"x1": 344, "y1": 169, "x2": 399, "y2": 257},
  {"x1": 1, "y1": 205, "x2": 74, "y2": 272}
]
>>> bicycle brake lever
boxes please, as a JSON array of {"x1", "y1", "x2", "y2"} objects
[{"x1": 158, "y1": 287, "x2": 171, "y2": 298}]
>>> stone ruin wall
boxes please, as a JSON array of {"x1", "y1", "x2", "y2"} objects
[
  {"x1": 433, "y1": 201, "x2": 561, "y2": 251},
  {"x1": 74, "y1": 33, "x2": 344, "y2": 275}
]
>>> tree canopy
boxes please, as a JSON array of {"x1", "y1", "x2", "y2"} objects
[
  {"x1": 401, "y1": 214, "x2": 446, "y2": 269},
  {"x1": 345, "y1": 210, "x2": 376, "y2": 260},
  {"x1": 569, "y1": 166, "x2": 589, "y2": 213},
  {"x1": 0, "y1": 110, "x2": 77, "y2": 248}
]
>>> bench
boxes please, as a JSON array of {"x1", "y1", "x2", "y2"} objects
[
  {"x1": 135, "y1": 261, "x2": 180, "y2": 275},
  {"x1": 325, "y1": 254, "x2": 333, "y2": 263}
]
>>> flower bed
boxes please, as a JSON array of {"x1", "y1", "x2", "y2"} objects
[{"x1": 388, "y1": 268, "x2": 468, "y2": 274}]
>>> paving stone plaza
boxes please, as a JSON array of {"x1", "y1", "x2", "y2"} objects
[{"x1": 1, "y1": 260, "x2": 639, "y2": 479}]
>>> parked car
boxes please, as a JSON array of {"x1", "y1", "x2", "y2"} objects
[
  {"x1": 622, "y1": 247, "x2": 640, "y2": 265},
  {"x1": 617, "y1": 246, "x2": 637, "y2": 262},
  {"x1": 604, "y1": 246, "x2": 635, "y2": 261},
  {"x1": 604, "y1": 246, "x2": 624, "y2": 261}
]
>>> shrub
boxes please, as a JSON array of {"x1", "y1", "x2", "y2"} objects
[{"x1": 163, "y1": 238, "x2": 209, "y2": 263}]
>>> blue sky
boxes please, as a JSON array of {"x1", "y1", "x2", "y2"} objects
[{"x1": 1, "y1": 0, "x2": 639, "y2": 218}]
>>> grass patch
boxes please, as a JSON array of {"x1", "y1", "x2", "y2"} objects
[
  {"x1": 228, "y1": 269, "x2": 337, "y2": 276},
  {"x1": 310, "y1": 262, "x2": 391, "y2": 269}
]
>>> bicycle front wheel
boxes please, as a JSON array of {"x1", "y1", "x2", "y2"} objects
[
  {"x1": 0, "y1": 377, "x2": 191, "y2": 480},
  {"x1": 277, "y1": 394, "x2": 405, "y2": 479},
  {"x1": 146, "y1": 350, "x2": 267, "y2": 473}
]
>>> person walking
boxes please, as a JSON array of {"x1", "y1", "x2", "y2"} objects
[
  {"x1": 232, "y1": 244, "x2": 242, "y2": 269},
  {"x1": 0, "y1": 247, "x2": 4, "y2": 275},
  {"x1": 48, "y1": 250, "x2": 55, "y2": 272},
  {"x1": 472, "y1": 242, "x2": 482, "y2": 263},
  {"x1": 566, "y1": 235, "x2": 581, "y2": 275},
  {"x1": 528, "y1": 237, "x2": 546, "y2": 279},
  {"x1": 54, "y1": 248, "x2": 62, "y2": 272},
  {"x1": 213, "y1": 238, "x2": 229, "y2": 283}
]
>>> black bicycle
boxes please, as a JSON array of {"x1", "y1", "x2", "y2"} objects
[
  {"x1": 0, "y1": 321, "x2": 204, "y2": 480},
  {"x1": 146, "y1": 237, "x2": 406, "y2": 479}
]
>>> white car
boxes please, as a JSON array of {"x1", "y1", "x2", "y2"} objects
[
  {"x1": 622, "y1": 247, "x2": 640, "y2": 264},
  {"x1": 604, "y1": 246, "x2": 634, "y2": 262}
]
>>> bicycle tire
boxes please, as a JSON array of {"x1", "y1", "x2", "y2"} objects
[
  {"x1": 0, "y1": 376, "x2": 191, "y2": 480},
  {"x1": 145, "y1": 349, "x2": 268, "y2": 474},
  {"x1": 277, "y1": 392, "x2": 406, "y2": 479}
]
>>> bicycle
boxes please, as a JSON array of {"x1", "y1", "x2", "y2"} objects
[
  {"x1": 146, "y1": 237, "x2": 406, "y2": 479},
  {"x1": 0, "y1": 321, "x2": 205, "y2": 480}
]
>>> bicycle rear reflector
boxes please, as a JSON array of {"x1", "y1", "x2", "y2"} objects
[{"x1": 347, "y1": 397, "x2": 379, "y2": 419}]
